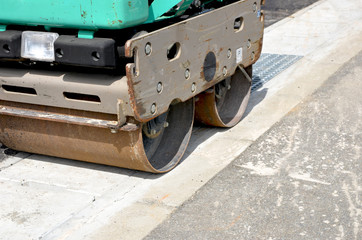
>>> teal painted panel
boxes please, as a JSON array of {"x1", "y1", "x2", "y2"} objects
[
  {"x1": 146, "y1": 0, "x2": 193, "y2": 23},
  {"x1": 0, "y1": 0, "x2": 149, "y2": 30},
  {"x1": 147, "y1": 0, "x2": 181, "y2": 22}
]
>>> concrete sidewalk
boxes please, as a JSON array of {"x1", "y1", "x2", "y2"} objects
[{"x1": 145, "y1": 50, "x2": 362, "y2": 240}]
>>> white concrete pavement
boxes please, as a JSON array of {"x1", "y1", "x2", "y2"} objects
[{"x1": 1, "y1": 0, "x2": 361, "y2": 239}]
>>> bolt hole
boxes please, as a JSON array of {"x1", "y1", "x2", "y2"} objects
[
  {"x1": 55, "y1": 48, "x2": 63, "y2": 58},
  {"x1": 157, "y1": 82, "x2": 163, "y2": 93},
  {"x1": 151, "y1": 103, "x2": 157, "y2": 114},
  {"x1": 253, "y1": 2, "x2": 257, "y2": 12},
  {"x1": 227, "y1": 49, "x2": 232, "y2": 59},
  {"x1": 191, "y1": 83, "x2": 196, "y2": 93},
  {"x1": 92, "y1": 51, "x2": 100, "y2": 61},
  {"x1": 3, "y1": 44, "x2": 10, "y2": 53},
  {"x1": 234, "y1": 17, "x2": 244, "y2": 32},
  {"x1": 185, "y1": 69, "x2": 190, "y2": 80},
  {"x1": 203, "y1": 52, "x2": 216, "y2": 82},
  {"x1": 145, "y1": 42, "x2": 152, "y2": 55},
  {"x1": 247, "y1": 39, "x2": 252, "y2": 49},
  {"x1": 251, "y1": 51, "x2": 255, "y2": 61},
  {"x1": 167, "y1": 42, "x2": 181, "y2": 61}
]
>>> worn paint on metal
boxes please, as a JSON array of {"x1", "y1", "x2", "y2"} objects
[
  {"x1": 0, "y1": 0, "x2": 149, "y2": 30},
  {"x1": 0, "y1": 105, "x2": 138, "y2": 131},
  {"x1": 195, "y1": 66, "x2": 252, "y2": 127},
  {"x1": 0, "y1": 100, "x2": 193, "y2": 173},
  {"x1": 125, "y1": 0, "x2": 264, "y2": 122}
]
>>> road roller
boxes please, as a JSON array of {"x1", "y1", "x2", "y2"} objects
[{"x1": 0, "y1": 0, "x2": 264, "y2": 173}]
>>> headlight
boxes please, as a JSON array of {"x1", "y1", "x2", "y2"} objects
[{"x1": 21, "y1": 31, "x2": 59, "y2": 62}]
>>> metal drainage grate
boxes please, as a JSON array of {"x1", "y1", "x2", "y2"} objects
[{"x1": 252, "y1": 53, "x2": 302, "y2": 92}]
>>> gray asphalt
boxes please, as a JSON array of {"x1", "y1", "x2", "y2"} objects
[
  {"x1": 144, "y1": 52, "x2": 362, "y2": 239},
  {"x1": 263, "y1": 0, "x2": 319, "y2": 27}
]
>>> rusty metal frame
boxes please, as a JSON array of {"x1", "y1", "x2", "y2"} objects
[
  {"x1": 0, "y1": 104, "x2": 138, "y2": 132},
  {"x1": 125, "y1": 0, "x2": 264, "y2": 122}
]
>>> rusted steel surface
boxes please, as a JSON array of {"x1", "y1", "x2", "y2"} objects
[
  {"x1": 0, "y1": 100, "x2": 193, "y2": 173},
  {"x1": 125, "y1": 0, "x2": 264, "y2": 122},
  {"x1": 0, "y1": 104, "x2": 137, "y2": 131},
  {"x1": 0, "y1": 105, "x2": 117, "y2": 129},
  {"x1": 195, "y1": 66, "x2": 252, "y2": 127}
]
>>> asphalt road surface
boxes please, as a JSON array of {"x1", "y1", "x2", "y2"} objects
[
  {"x1": 263, "y1": 0, "x2": 319, "y2": 27},
  {"x1": 145, "y1": 44, "x2": 362, "y2": 240}
]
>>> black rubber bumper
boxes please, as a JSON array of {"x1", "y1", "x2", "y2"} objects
[
  {"x1": 0, "y1": 30, "x2": 22, "y2": 59},
  {"x1": 54, "y1": 36, "x2": 117, "y2": 68},
  {"x1": 0, "y1": 31, "x2": 118, "y2": 68}
]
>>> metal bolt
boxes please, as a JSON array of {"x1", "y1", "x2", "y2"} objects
[
  {"x1": 253, "y1": 2, "x2": 257, "y2": 12},
  {"x1": 227, "y1": 85, "x2": 231, "y2": 90},
  {"x1": 223, "y1": 66, "x2": 228, "y2": 76},
  {"x1": 111, "y1": 128, "x2": 118, "y2": 134},
  {"x1": 151, "y1": 103, "x2": 157, "y2": 114},
  {"x1": 194, "y1": 0, "x2": 202, "y2": 7},
  {"x1": 247, "y1": 39, "x2": 252, "y2": 49},
  {"x1": 191, "y1": 83, "x2": 196, "y2": 93},
  {"x1": 145, "y1": 42, "x2": 152, "y2": 55},
  {"x1": 150, "y1": 129, "x2": 157, "y2": 135},
  {"x1": 251, "y1": 51, "x2": 255, "y2": 61},
  {"x1": 185, "y1": 69, "x2": 190, "y2": 79},
  {"x1": 227, "y1": 49, "x2": 232, "y2": 59},
  {"x1": 157, "y1": 82, "x2": 163, "y2": 93},
  {"x1": 163, "y1": 122, "x2": 169, "y2": 128}
]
